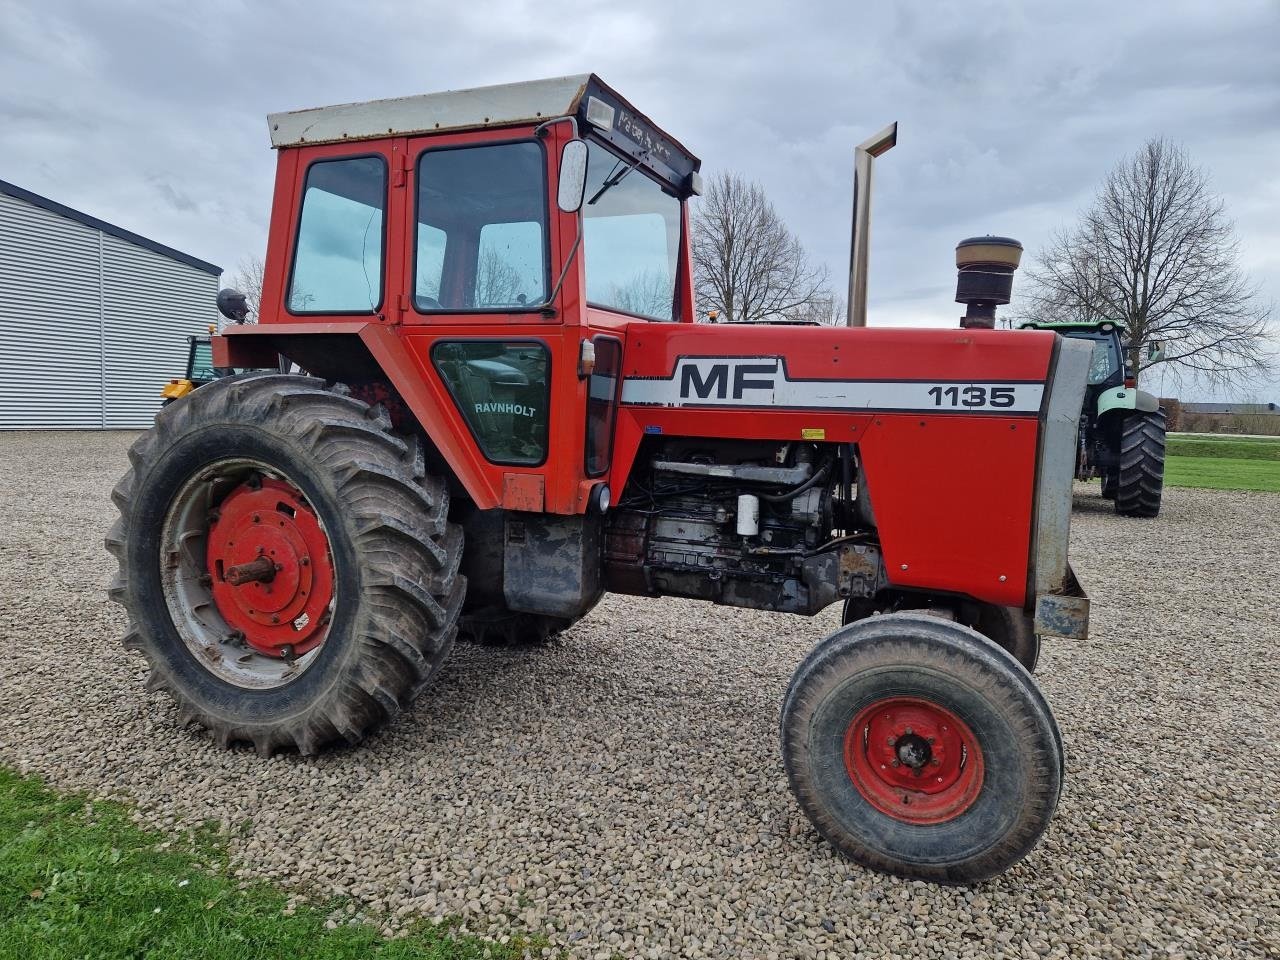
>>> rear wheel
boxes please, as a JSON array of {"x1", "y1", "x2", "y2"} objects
[
  {"x1": 106, "y1": 374, "x2": 464, "y2": 755},
  {"x1": 1115, "y1": 410, "x2": 1165, "y2": 518},
  {"x1": 781, "y1": 613, "x2": 1063, "y2": 883}
]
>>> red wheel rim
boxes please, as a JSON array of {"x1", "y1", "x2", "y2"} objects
[
  {"x1": 843, "y1": 697, "x2": 984, "y2": 825},
  {"x1": 206, "y1": 478, "x2": 334, "y2": 658}
]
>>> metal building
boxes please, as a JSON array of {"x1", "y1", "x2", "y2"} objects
[{"x1": 0, "y1": 179, "x2": 221, "y2": 429}]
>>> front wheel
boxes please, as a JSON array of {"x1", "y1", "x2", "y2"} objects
[
  {"x1": 1115, "y1": 410, "x2": 1165, "y2": 518},
  {"x1": 781, "y1": 613, "x2": 1063, "y2": 883}
]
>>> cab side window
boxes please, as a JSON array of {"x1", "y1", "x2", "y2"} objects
[
  {"x1": 288, "y1": 156, "x2": 387, "y2": 313},
  {"x1": 415, "y1": 142, "x2": 548, "y2": 312}
]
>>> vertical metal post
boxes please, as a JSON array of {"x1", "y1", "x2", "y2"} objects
[
  {"x1": 98, "y1": 230, "x2": 107, "y2": 428},
  {"x1": 847, "y1": 122, "x2": 898, "y2": 327}
]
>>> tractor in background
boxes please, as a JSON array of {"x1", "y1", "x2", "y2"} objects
[
  {"x1": 108, "y1": 74, "x2": 1094, "y2": 884},
  {"x1": 160, "y1": 332, "x2": 217, "y2": 406},
  {"x1": 160, "y1": 292, "x2": 280, "y2": 408},
  {"x1": 1019, "y1": 320, "x2": 1166, "y2": 517}
]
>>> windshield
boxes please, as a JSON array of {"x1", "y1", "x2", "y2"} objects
[
  {"x1": 1083, "y1": 334, "x2": 1121, "y2": 385},
  {"x1": 582, "y1": 140, "x2": 681, "y2": 321},
  {"x1": 190, "y1": 340, "x2": 215, "y2": 380}
]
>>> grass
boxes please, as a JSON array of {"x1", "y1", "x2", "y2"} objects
[
  {"x1": 1164, "y1": 435, "x2": 1280, "y2": 492},
  {"x1": 0, "y1": 768, "x2": 548, "y2": 960}
]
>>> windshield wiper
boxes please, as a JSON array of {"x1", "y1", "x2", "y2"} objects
[{"x1": 587, "y1": 156, "x2": 642, "y2": 206}]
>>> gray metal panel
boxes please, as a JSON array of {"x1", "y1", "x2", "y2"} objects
[
  {"x1": 0, "y1": 190, "x2": 220, "y2": 430},
  {"x1": 0, "y1": 192, "x2": 105, "y2": 429},
  {"x1": 102, "y1": 235, "x2": 219, "y2": 428},
  {"x1": 269, "y1": 74, "x2": 592, "y2": 147},
  {"x1": 1033, "y1": 337, "x2": 1092, "y2": 601},
  {"x1": 0, "y1": 179, "x2": 221, "y2": 276}
]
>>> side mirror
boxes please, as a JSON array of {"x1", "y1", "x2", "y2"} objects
[
  {"x1": 1148, "y1": 340, "x2": 1164, "y2": 362},
  {"x1": 557, "y1": 139, "x2": 589, "y2": 213}
]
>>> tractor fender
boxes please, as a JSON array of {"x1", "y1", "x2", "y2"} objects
[
  {"x1": 214, "y1": 322, "x2": 502, "y2": 509},
  {"x1": 1097, "y1": 385, "x2": 1159, "y2": 417}
]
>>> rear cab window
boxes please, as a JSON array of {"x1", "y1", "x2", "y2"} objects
[{"x1": 287, "y1": 156, "x2": 387, "y2": 313}]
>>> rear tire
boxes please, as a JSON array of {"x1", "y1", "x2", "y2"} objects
[
  {"x1": 781, "y1": 613, "x2": 1063, "y2": 883},
  {"x1": 106, "y1": 374, "x2": 465, "y2": 756},
  {"x1": 1114, "y1": 410, "x2": 1165, "y2": 518}
]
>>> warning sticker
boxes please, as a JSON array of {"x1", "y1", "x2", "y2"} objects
[{"x1": 801, "y1": 428, "x2": 826, "y2": 440}]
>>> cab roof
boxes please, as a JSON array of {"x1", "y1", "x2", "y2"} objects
[
  {"x1": 267, "y1": 73, "x2": 701, "y2": 195},
  {"x1": 1019, "y1": 319, "x2": 1125, "y2": 334}
]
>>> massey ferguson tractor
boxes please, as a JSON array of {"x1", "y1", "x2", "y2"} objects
[
  {"x1": 107, "y1": 75, "x2": 1092, "y2": 883},
  {"x1": 1020, "y1": 319, "x2": 1166, "y2": 517}
]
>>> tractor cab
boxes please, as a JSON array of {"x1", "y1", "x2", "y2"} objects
[
  {"x1": 266, "y1": 74, "x2": 699, "y2": 329},
  {"x1": 1020, "y1": 320, "x2": 1128, "y2": 392}
]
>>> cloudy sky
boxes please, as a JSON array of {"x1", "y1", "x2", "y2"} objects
[{"x1": 3, "y1": 0, "x2": 1277, "y2": 397}]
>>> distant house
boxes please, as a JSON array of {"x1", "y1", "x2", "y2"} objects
[
  {"x1": 0, "y1": 179, "x2": 220, "y2": 429},
  {"x1": 1181, "y1": 402, "x2": 1280, "y2": 416}
]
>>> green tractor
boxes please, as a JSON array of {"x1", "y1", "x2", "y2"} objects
[{"x1": 1020, "y1": 320, "x2": 1166, "y2": 518}]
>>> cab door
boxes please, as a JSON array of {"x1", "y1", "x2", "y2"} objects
[{"x1": 395, "y1": 126, "x2": 589, "y2": 514}]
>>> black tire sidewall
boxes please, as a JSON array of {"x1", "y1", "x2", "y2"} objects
[
  {"x1": 783, "y1": 618, "x2": 1062, "y2": 882},
  {"x1": 808, "y1": 664, "x2": 1028, "y2": 865},
  {"x1": 131, "y1": 423, "x2": 363, "y2": 724}
]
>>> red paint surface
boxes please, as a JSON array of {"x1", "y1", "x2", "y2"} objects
[
  {"x1": 207, "y1": 479, "x2": 334, "y2": 656},
  {"x1": 219, "y1": 124, "x2": 1064, "y2": 610},
  {"x1": 843, "y1": 696, "x2": 985, "y2": 825}
]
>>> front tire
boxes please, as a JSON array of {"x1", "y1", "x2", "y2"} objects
[
  {"x1": 1115, "y1": 410, "x2": 1165, "y2": 518},
  {"x1": 781, "y1": 613, "x2": 1063, "y2": 883},
  {"x1": 106, "y1": 374, "x2": 465, "y2": 756}
]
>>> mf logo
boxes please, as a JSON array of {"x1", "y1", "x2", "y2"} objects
[{"x1": 678, "y1": 358, "x2": 780, "y2": 401}]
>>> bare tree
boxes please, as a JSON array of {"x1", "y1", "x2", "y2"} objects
[
  {"x1": 473, "y1": 248, "x2": 525, "y2": 306},
  {"x1": 692, "y1": 172, "x2": 831, "y2": 323},
  {"x1": 607, "y1": 269, "x2": 674, "y2": 319},
  {"x1": 230, "y1": 255, "x2": 266, "y2": 323},
  {"x1": 1019, "y1": 139, "x2": 1272, "y2": 385},
  {"x1": 785, "y1": 293, "x2": 846, "y2": 326}
]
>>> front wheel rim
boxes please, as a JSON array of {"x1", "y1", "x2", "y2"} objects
[
  {"x1": 159, "y1": 458, "x2": 336, "y2": 690},
  {"x1": 843, "y1": 696, "x2": 984, "y2": 824}
]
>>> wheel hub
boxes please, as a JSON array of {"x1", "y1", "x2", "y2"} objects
[
  {"x1": 843, "y1": 696, "x2": 984, "y2": 824},
  {"x1": 206, "y1": 478, "x2": 334, "y2": 657}
]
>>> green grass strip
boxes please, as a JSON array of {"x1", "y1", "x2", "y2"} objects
[
  {"x1": 1165, "y1": 456, "x2": 1280, "y2": 493},
  {"x1": 1167, "y1": 438, "x2": 1280, "y2": 462},
  {"x1": 0, "y1": 768, "x2": 548, "y2": 960}
]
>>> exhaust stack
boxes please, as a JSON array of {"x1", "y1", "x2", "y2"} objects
[
  {"x1": 846, "y1": 122, "x2": 898, "y2": 327},
  {"x1": 955, "y1": 236, "x2": 1023, "y2": 328}
]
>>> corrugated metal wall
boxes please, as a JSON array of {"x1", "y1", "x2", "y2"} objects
[{"x1": 0, "y1": 191, "x2": 219, "y2": 429}]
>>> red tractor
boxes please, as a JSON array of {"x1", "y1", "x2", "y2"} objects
[{"x1": 108, "y1": 75, "x2": 1092, "y2": 883}]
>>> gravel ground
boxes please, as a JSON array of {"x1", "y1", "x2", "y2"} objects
[{"x1": 1, "y1": 430, "x2": 1277, "y2": 959}]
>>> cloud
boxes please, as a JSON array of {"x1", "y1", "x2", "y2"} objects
[{"x1": 1, "y1": 0, "x2": 1275, "y2": 397}]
